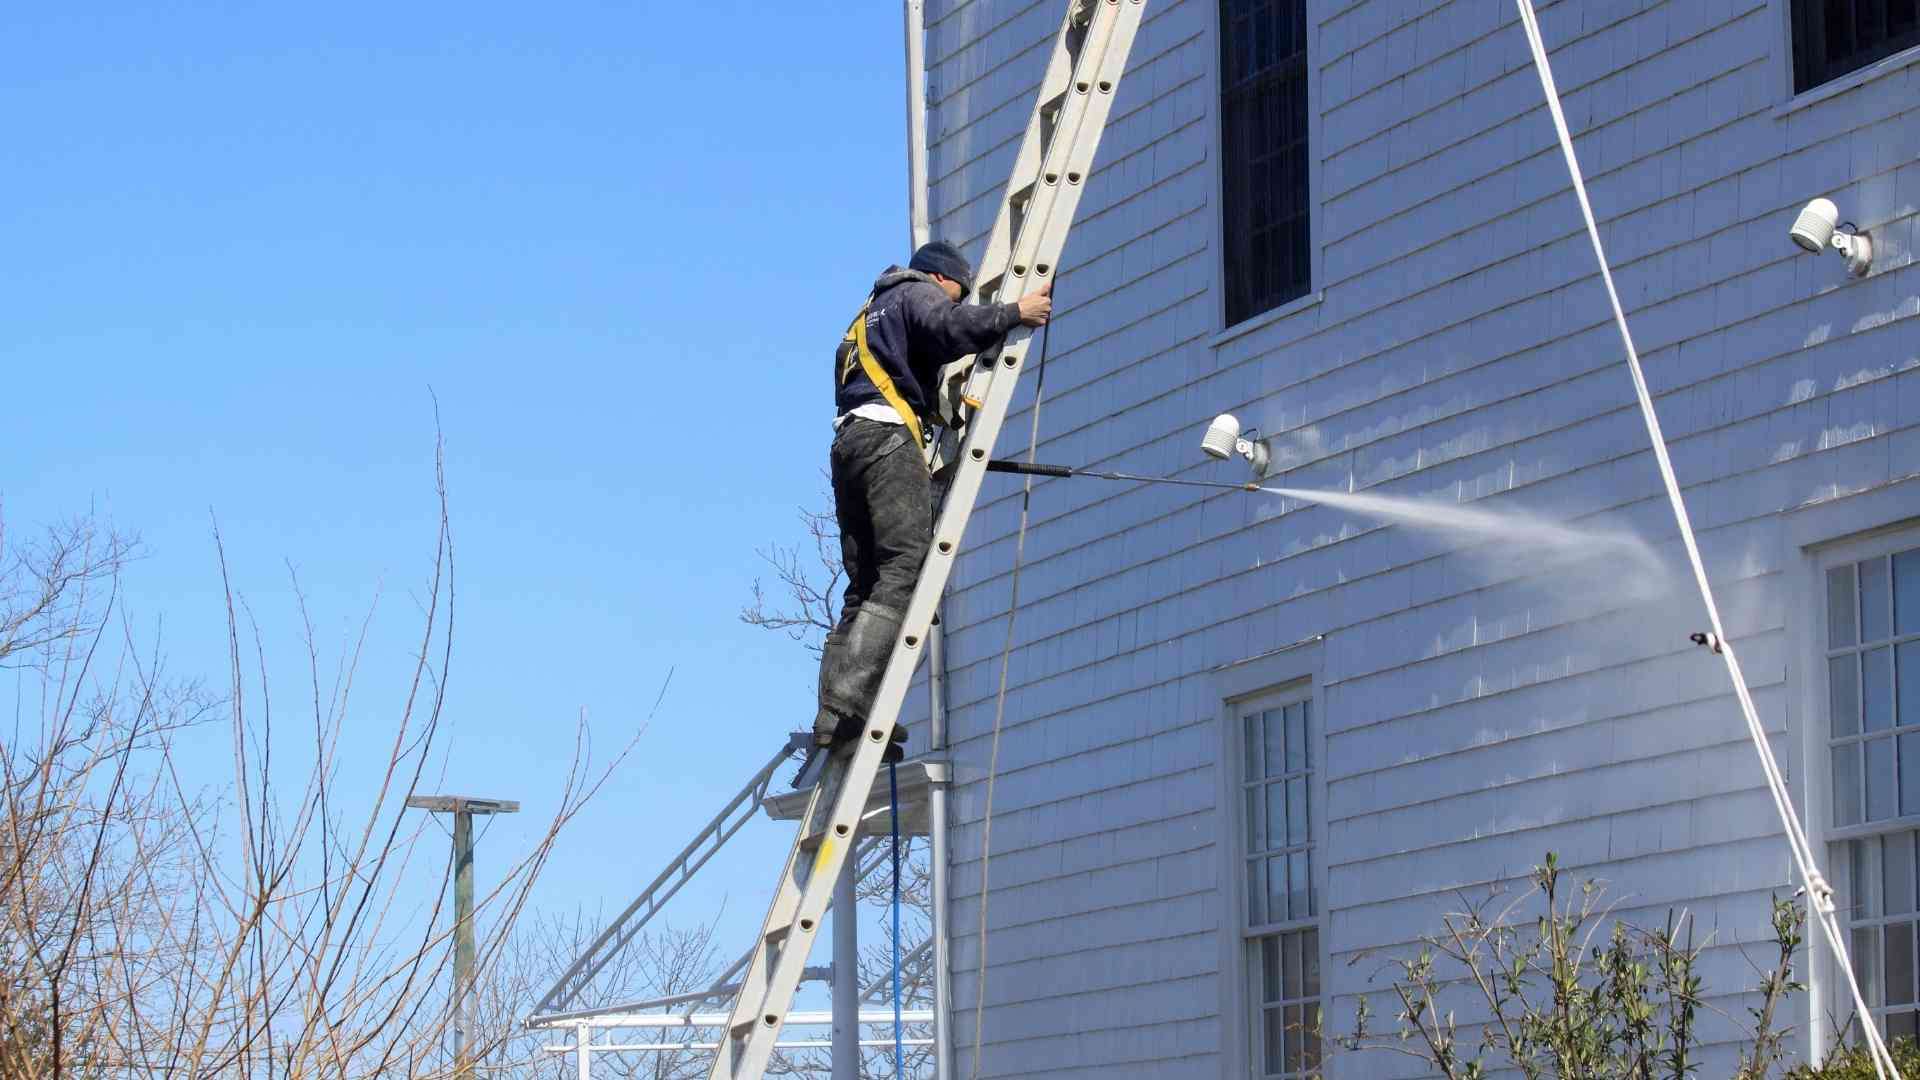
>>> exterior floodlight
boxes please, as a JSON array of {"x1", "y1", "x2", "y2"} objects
[
  {"x1": 1790, "y1": 198, "x2": 1838, "y2": 252},
  {"x1": 1201, "y1": 413, "x2": 1241, "y2": 460},
  {"x1": 1790, "y1": 198, "x2": 1872, "y2": 277},
  {"x1": 1199, "y1": 413, "x2": 1271, "y2": 476}
]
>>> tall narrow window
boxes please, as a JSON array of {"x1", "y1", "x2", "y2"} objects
[
  {"x1": 1791, "y1": 0, "x2": 1920, "y2": 93},
  {"x1": 1240, "y1": 693, "x2": 1320, "y2": 1078},
  {"x1": 1219, "y1": 0, "x2": 1311, "y2": 326},
  {"x1": 1826, "y1": 544, "x2": 1920, "y2": 1041}
]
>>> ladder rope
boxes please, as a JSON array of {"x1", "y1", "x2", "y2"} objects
[
  {"x1": 890, "y1": 762, "x2": 903, "y2": 1080},
  {"x1": 970, "y1": 289, "x2": 1055, "y2": 1080},
  {"x1": 1512, "y1": 2, "x2": 1894, "y2": 1073}
]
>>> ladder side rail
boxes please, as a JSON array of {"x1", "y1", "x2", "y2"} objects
[
  {"x1": 941, "y1": 0, "x2": 1137, "y2": 462},
  {"x1": 997, "y1": 3, "x2": 1122, "y2": 289},
  {"x1": 925, "y1": 2, "x2": 1092, "y2": 476},
  {"x1": 709, "y1": 4, "x2": 1147, "y2": 1076},
  {"x1": 534, "y1": 745, "x2": 791, "y2": 1017},
  {"x1": 705, "y1": 766, "x2": 840, "y2": 1076},
  {"x1": 701, "y1": 756, "x2": 897, "y2": 1066},
  {"x1": 940, "y1": 0, "x2": 1128, "y2": 460},
  {"x1": 1000, "y1": 1, "x2": 1139, "y2": 324},
  {"x1": 964, "y1": 3, "x2": 1093, "y2": 307},
  {"x1": 679, "y1": 839, "x2": 886, "y2": 1024},
  {"x1": 950, "y1": 0, "x2": 1142, "y2": 459}
]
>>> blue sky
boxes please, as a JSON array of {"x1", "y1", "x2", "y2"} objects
[{"x1": 2, "y1": 0, "x2": 921, "y2": 988}]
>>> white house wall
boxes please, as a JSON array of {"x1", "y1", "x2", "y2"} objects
[{"x1": 903, "y1": 0, "x2": 1920, "y2": 1075}]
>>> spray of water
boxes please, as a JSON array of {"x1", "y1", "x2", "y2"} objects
[{"x1": 1261, "y1": 485, "x2": 1672, "y2": 599}]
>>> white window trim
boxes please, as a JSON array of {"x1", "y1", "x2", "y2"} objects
[
  {"x1": 1766, "y1": 0, "x2": 1920, "y2": 118},
  {"x1": 1205, "y1": 0, "x2": 1326, "y2": 341},
  {"x1": 1787, "y1": 478, "x2": 1920, "y2": 1058},
  {"x1": 1209, "y1": 290, "x2": 1324, "y2": 350},
  {"x1": 1211, "y1": 637, "x2": 1329, "y2": 1078}
]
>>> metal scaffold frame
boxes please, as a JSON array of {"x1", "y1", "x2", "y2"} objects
[
  {"x1": 544, "y1": 1011, "x2": 937, "y2": 1078},
  {"x1": 531, "y1": 745, "x2": 796, "y2": 1021},
  {"x1": 526, "y1": 743, "x2": 941, "y2": 1068}
]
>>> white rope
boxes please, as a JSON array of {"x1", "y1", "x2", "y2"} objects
[
  {"x1": 969, "y1": 311, "x2": 1053, "y2": 1080},
  {"x1": 1513, "y1": 3, "x2": 1895, "y2": 1073}
]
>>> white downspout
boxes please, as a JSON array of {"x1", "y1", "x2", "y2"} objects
[
  {"x1": 905, "y1": 0, "x2": 931, "y2": 251},
  {"x1": 903, "y1": 5, "x2": 950, "y2": 1080},
  {"x1": 832, "y1": 857, "x2": 860, "y2": 1080},
  {"x1": 927, "y1": 624, "x2": 952, "y2": 1080}
]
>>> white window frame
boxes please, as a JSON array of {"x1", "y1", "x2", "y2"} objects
[
  {"x1": 1788, "y1": 480, "x2": 1920, "y2": 1058},
  {"x1": 1808, "y1": 522, "x2": 1920, "y2": 1046},
  {"x1": 1206, "y1": 0, "x2": 1326, "y2": 347},
  {"x1": 1213, "y1": 639, "x2": 1330, "y2": 1078},
  {"x1": 1766, "y1": 0, "x2": 1920, "y2": 117}
]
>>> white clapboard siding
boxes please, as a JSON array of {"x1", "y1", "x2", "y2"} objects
[{"x1": 902, "y1": 0, "x2": 1920, "y2": 1075}]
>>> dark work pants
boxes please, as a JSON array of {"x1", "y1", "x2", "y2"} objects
[
  {"x1": 831, "y1": 417, "x2": 932, "y2": 618},
  {"x1": 816, "y1": 417, "x2": 931, "y2": 730}
]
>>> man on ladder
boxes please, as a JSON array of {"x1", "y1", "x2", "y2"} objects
[{"x1": 814, "y1": 240, "x2": 1053, "y2": 760}]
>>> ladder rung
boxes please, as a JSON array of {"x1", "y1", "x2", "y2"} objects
[
  {"x1": 764, "y1": 924, "x2": 791, "y2": 945},
  {"x1": 799, "y1": 823, "x2": 850, "y2": 854},
  {"x1": 731, "y1": 1017, "x2": 767, "y2": 1041}
]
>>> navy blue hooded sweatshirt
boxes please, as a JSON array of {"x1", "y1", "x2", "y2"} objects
[{"x1": 835, "y1": 266, "x2": 1023, "y2": 431}]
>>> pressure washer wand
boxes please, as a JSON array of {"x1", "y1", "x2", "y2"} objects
[{"x1": 986, "y1": 459, "x2": 1261, "y2": 492}]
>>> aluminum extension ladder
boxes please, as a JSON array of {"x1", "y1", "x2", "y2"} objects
[{"x1": 708, "y1": 2, "x2": 1147, "y2": 1078}]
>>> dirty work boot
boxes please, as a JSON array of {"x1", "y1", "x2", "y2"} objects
[
  {"x1": 811, "y1": 706, "x2": 908, "y2": 763},
  {"x1": 813, "y1": 603, "x2": 910, "y2": 761},
  {"x1": 813, "y1": 627, "x2": 853, "y2": 744}
]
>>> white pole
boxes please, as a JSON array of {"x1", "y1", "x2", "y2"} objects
[
  {"x1": 903, "y1": 0, "x2": 931, "y2": 250},
  {"x1": 576, "y1": 1023, "x2": 590, "y2": 1080},
  {"x1": 928, "y1": 623, "x2": 953, "y2": 1080},
  {"x1": 906, "y1": 3, "x2": 950, "y2": 1076},
  {"x1": 833, "y1": 854, "x2": 860, "y2": 1080}
]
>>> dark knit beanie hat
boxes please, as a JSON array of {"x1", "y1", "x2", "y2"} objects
[{"x1": 908, "y1": 240, "x2": 974, "y2": 298}]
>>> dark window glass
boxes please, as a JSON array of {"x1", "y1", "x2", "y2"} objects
[
  {"x1": 1220, "y1": 0, "x2": 1311, "y2": 325},
  {"x1": 1791, "y1": 0, "x2": 1920, "y2": 94}
]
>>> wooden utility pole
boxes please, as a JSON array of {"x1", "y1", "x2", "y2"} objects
[{"x1": 407, "y1": 794, "x2": 520, "y2": 1077}]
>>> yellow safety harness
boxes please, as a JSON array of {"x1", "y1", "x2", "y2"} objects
[{"x1": 839, "y1": 299, "x2": 926, "y2": 450}]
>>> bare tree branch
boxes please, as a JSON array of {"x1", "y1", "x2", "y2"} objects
[
  {"x1": 739, "y1": 486, "x2": 843, "y2": 658},
  {"x1": 0, "y1": 428, "x2": 658, "y2": 1077}
]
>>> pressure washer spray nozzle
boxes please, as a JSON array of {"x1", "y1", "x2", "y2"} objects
[{"x1": 987, "y1": 459, "x2": 1268, "y2": 493}]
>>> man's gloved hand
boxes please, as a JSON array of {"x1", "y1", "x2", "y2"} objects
[
  {"x1": 1017, "y1": 279, "x2": 1054, "y2": 327},
  {"x1": 935, "y1": 279, "x2": 1053, "y2": 430}
]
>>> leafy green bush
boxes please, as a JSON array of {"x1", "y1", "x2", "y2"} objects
[
  {"x1": 1347, "y1": 853, "x2": 1808, "y2": 1079},
  {"x1": 1787, "y1": 1038, "x2": 1920, "y2": 1077}
]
